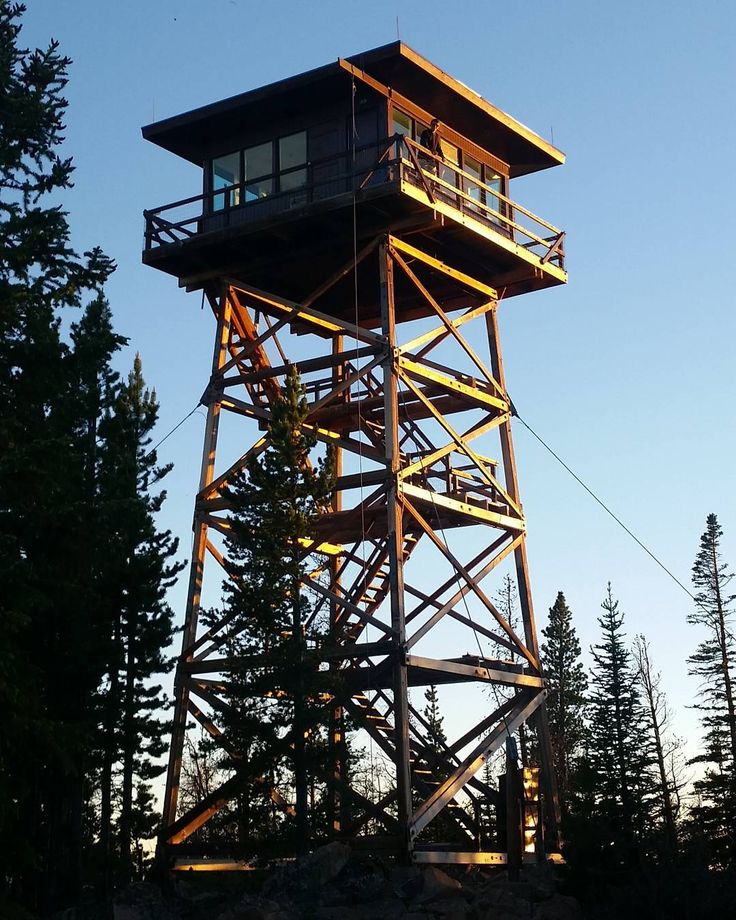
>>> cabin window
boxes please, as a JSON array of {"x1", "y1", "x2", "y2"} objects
[
  {"x1": 392, "y1": 109, "x2": 413, "y2": 138},
  {"x1": 440, "y1": 140, "x2": 459, "y2": 193},
  {"x1": 484, "y1": 168, "x2": 503, "y2": 221},
  {"x1": 212, "y1": 152, "x2": 240, "y2": 210},
  {"x1": 279, "y1": 131, "x2": 307, "y2": 191},
  {"x1": 464, "y1": 154, "x2": 483, "y2": 213},
  {"x1": 244, "y1": 142, "x2": 273, "y2": 202}
]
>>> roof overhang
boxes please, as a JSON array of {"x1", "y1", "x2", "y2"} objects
[{"x1": 142, "y1": 42, "x2": 564, "y2": 178}]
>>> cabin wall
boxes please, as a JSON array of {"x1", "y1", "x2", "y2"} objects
[{"x1": 201, "y1": 87, "x2": 386, "y2": 199}]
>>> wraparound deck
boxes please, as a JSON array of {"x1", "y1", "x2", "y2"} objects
[{"x1": 143, "y1": 135, "x2": 566, "y2": 305}]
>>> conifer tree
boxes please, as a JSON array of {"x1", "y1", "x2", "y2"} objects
[
  {"x1": 423, "y1": 685, "x2": 447, "y2": 752},
  {"x1": 218, "y1": 366, "x2": 334, "y2": 854},
  {"x1": 0, "y1": 3, "x2": 113, "y2": 906},
  {"x1": 540, "y1": 591, "x2": 587, "y2": 808},
  {"x1": 96, "y1": 354, "x2": 183, "y2": 884},
  {"x1": 586, "y1": 584, "x2": 652, "y2": 866},
  {"x1": 686, "y1": 514, "x2": 736, "y2": 865}
]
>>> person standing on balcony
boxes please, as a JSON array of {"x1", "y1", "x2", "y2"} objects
[{"x1": 419, "y1": 118, "x2": 442, "y2": 173}]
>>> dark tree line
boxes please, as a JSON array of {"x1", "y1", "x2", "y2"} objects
[
  {"x1": 540, "y1": 515, "x2": 735, "y2": 875},
  {"x1": 0, "y1": 4, "x2": 181, "y2": 913}
]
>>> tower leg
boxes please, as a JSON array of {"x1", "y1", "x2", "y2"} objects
[
  {"x1": 159, "y1": 292, "x2": 232, "y2": 851},
  {"x1": 485, "y1": 307, "x2": 561, "y2": 850},
  {"x1": 379, "y1": 241, "x2": 412, "y2": 858}
]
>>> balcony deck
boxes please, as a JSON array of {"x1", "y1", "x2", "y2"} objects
[{"x1": 143, "y1": 136, "x2": 566, "y2": 318}]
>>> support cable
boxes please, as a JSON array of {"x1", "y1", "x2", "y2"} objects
[
  {"x1": 148, "y1": 402, "x2": 201, "y2": 456},
  {"x1": 512, "y1": 409, "x2": 698, "y2": 605}
]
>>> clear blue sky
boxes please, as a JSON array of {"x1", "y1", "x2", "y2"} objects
[{"x1": 22, "y1": 1, "x2": 736, "y2": 760}]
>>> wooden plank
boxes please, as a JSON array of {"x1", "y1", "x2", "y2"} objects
[
  {"x1": 388, "y1": 235, "x2": 498, "y2": 297},
  {"x1": 399, "y1": 358, "x2": 508, "y2": 412},
  {"x1": 413, "y1": 851, "x2": 507, "y2": 866},
  {"x1": 406, "y1": 655, "x2": 545, "y2": 688},
  {"x1": 226, "y1": 278, "x2": 387, "y2": 346}
]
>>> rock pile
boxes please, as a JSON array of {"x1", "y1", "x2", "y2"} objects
[{"x1": 110, "y1": 844, "x2": 582, "y2": 920}]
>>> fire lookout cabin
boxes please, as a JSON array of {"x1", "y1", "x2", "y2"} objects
[
  {"x1": 145, "y1": 42, "x2": 567, "y2": 867},
  {"x1": 142, "y1": 42, "x2": 566, "y2": 313}
]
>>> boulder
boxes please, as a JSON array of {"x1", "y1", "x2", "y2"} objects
[
  {"x1": 414, "y1": 867, "x2": 463, "y2": 904},
  {"x1": 262, "y1": 842, "x2": 351, "y2": 903}
]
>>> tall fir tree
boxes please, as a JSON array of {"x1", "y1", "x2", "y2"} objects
[
  {"x1": 216, "y1": 366, "x2": 334, "y2": 854},
  {"x1": 686, "y1": 514, "x2": 736, "y2": 866},
  {"x1": 585, "y1": 584, "x2": 653, "y2": 867},
  {"x1": 0, "y1": 6, "x2": 114, "y2": 906},
  {"x1": 423, "y1": 685, "x2": 447, "y2": 752},
  {"x1": 96, "y1": 354, "x2": 183, "y2": 885},
  {"x1": 540, "y1": 591, "x2": 587, "y2": 810}
]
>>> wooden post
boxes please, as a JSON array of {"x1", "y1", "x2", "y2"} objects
[
  {"x1": 505, "y1": 741, "x2": 522, "y2": 881},
  {"x1": 379, "y1": 240, "x2": 412, "y2": 859},
  {"x1": 159, "y1": 289, "x2": 231, "y2": 848},
  {"x1": 486, "y1": 305, "x2": 561, "y2": 851}
]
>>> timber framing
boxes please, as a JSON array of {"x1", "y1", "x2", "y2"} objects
[
  {"x1": 157, "y1": 233, "x2": 560, "y2": 863},
  {"x1": 145, "y1": 43, "x2": 566, "y2": 868}
]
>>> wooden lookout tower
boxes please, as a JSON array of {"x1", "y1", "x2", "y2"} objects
[{"x1": 143, "y1": 42, "x2": 567, "y2": 869}]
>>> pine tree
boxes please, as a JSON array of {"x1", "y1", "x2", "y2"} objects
[
  {"x1": 686, "y1": 514, "x2": 736, "y2": 866},
  {"x1": 218, "y1": 366, "x2": 334, "y2": 854},
  {"x1": 586, "y1": 584, "x2": 653, "y2": 867},
  {"x1": 96, "y1": 355, "x2": 183, "y2": 885},
  {"x1": 0, "y1": 4, "x2": 113, "y2": 907},
  {"x1": 540, "y1": 591, "x2": 587, "y2": 809},
  {"x1": 423, "y1": 685, "x2": 447, "y2": 752}
]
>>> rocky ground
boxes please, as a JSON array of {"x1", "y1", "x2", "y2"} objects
[{"x1": 110, "y1": 844, "x2": 582, "y2": 920}]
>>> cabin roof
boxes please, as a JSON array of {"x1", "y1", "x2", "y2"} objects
[{"x1": 142, "y1": 42, "x2": 564, "y2": 178}]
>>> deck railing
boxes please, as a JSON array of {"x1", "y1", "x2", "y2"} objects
[{"x1": 143, "y1": 135, "x2": 564, "y2": 271}]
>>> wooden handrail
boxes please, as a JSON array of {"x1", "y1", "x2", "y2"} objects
[
  {"x1": 402, "y1": 136, "x2": 562, "y2": 236},
  {"x1": 144, "y1": 134, "x2": 563, "y2": 269}
]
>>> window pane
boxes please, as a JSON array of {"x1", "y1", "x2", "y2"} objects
[
  {"x1": 281, "y1": 168, "x2": 307, "y2": 191},
  {"x1": 440, "y1": 141, "x2": 459, "y2": 191},
  {"x1": 464, "y1": 154, "x2": 482, "y2": 207},
  {"x1": 392, "y1": 109, "x2": 412, "y2": 137},
  {"x1": 279, "y1": 132, "x2": 307, "y2": 191},
  {"x1": 212, "y1": 152, "x2": 240, "y2": 210},
  {"x1": 279, "y1": 132, "x2": 306, "y2": 170},
  {"x1": 245, "y1": 177, "x2": 273, "y2": 202},
  {"x1": 484, "y1": 169, "x2": 502, "y2": 209},
  {"x1": 244, "y1": 142, "x2": 272, "y2": 180}
]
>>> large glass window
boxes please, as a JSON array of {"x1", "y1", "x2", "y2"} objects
[
  {"x1": 463, "y1": 153, "x2": 482, "y2": 214},
  {"x1": 212, "y1": 152, "x2": 240, "y2": 210},
  {"x1": 439, "y1": 141, "x2": 459, "y2": 201},
  {"x1": 244, "y1": 142, "x2": 273, "y2": 202},
  {"x1": 392, "y1": 109, "x2": 413, "y2": 158},
  {"x1": 484, "y1": 168, "x2": 503, "y2": 224},
  {"x1": 279, "y1": 132, "x2": 307, "y2": 191},
  {"x1": 392, "y1": 108, "x2": 413, "y2": 138}
]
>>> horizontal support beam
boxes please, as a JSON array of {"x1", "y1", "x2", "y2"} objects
[
  {"x1": 400, "y1": 482, "x2": 525, "y2": 533},
  {"x1": 413, "y1": 851, "x2": 507, "y2": 866},
  {"x1": 406, "y1": 655, "x2": 545, "y2": 689}
]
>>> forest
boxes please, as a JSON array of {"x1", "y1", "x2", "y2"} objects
[{"x1": 1, "y1": 3, "x2": 734, "y2": 917}]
